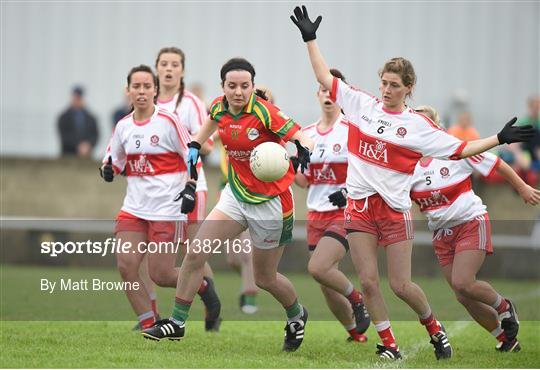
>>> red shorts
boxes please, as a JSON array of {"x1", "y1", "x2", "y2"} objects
[
  {"x1": 307, "y1": 209, "x2": 348, "y2": 251},
  {"x1": 187, "y1": 191, "x2": 207, "y2": 224},
  {"x1": 344, "y1": 193, "x2": 414, "y2": 247},
  {"x1": 115, "y1": 210, "x2": 186, "y2": 243},
  {"x1": 432, "y1": 214, "x2": 493, "y2": 267}
]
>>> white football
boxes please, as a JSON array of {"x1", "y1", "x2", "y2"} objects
[{"x1": 250, "y1": 142, "x2": 290, "y2": 182}]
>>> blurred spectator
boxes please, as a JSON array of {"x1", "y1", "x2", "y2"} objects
[
  {"x1": 484, "y1": 143, "x2": 538, "y2": 186},
  {"x1": 57, "y1": 86, "x2": 99, "y2": 157},
  {"x1": 447, "y1": 111, "x2": 480, "y2": 141},
  {"x1": 519, "y1": 95, "x2": 540, "y2": 170},
  {"x1": 188, "y1": 82, "x2": 209, "y2": 112},
  {"x1": 111, "y1": 95, "x2": 131, "y2": 128}
]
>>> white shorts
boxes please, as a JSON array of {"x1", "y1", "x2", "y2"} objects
[{"x1": 215, "y1": 184, "x2": 294, "y2": 249}]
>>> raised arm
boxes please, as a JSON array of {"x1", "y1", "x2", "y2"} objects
[
  {"x1": 291, "y1": 6, "x2": 333, "y2": 90},
  {"x1": 459, "y1": 117, "x2": 535, "y2": 158}
]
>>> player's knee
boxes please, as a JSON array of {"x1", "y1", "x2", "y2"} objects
[
  {"x1": 148, "y1": 270, "x2": 175, "y2": 287},
  {"x1": 389, "y1": 280, "x2": 409, "y2": 299},
  {"x1": 307, "y1": 259, "x2": 327, "y2": 282},
  {"x1": 359, "y1": 276, "x2": 380, "y2": 296},
  {"x1": 254, "y1": 273, "x2": 276, "y2": 291},
  {"x1": 451, "y1": 278, "x2": 473, "y2": 297},
  {"x1": 117, "y1": 259, "x2": 139, "y2": 281},
  {"x1": 183, "y1": 249, "x2": 207, "y2": 269}
]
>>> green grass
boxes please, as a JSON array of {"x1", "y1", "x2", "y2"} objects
[
  {"x1": 1, "y1": 321, "x2": 539, "y2": 368},
  {"x1": 1, "y1": 265, "x2": 539, "y2": 368}
]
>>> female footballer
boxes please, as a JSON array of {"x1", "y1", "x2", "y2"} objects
[
  {"x1": 142, "y1": 58, "x2": 315, "y2": 352},
  {"x1": 411, "y1": 105, "x2": 540, "y2": 353},
  {"x1": 291, "y1": 5, "x2": 535, "y2": 360},
  {"x1": 100, "y1": 65, "x2": 196, "y2": 331},
  {"x1": 295, "y1": 68, "x2": 370, "y2": 342}
]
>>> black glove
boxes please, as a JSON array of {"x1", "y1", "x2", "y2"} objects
[
  {"x1": 497, "y1": 117, "x2": 535, "y2": 144},
  {"x1": 294, "y1": 140, "x2": 311, "y2": 174},
  {"x1": 290, "y1": 5, "x2": 322, "y2": 42},
  {"x1": 290, "y1": 156, "x2": 300, "y2": 173},
  {"x1": 100, "y1": 156, "x2": 114, "y2": 182},
  {"x1": 328, "y1": 188, "x2": 347, "y2": 208},
  {"x1": 174, "y1": 181, "x2": 197, "y2": 214},
  {"x1": 187, "y1": 141, "x2": 201, "y2": 181}
]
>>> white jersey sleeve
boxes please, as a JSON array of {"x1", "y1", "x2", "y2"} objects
[
  {"x1": 177, "y1": 91, "x2": 207, "y2": 137},
  {"x1": 329, "y1": 77, "x2": 377, "y2": 120},
  {"x1": 412, "y1": 112, "x2": 466, "y2": 160},
  {"x1": 103, "y1": 117, "x2": 129, "y2": 173},
  {"x1": 465, "y1": 152, "x2": 501, "y2": 176}
]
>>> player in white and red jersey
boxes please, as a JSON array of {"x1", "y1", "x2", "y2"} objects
[
  {"x1": 294, "y1": 68, "x2": 369, "y2": 343},
  {"x1": 154, "y1": 47, "x2": 222, "y2": 331},
  {"x1": 100, "y1": 65, "x2": 196, "y2": 331},
  {"x1": 291, "y1": 5, "x2": 536, "y2": 360},
  {"x1": 411, "y1": 105, "x2": 540, "y2": 353},
  {"x1": 143, "y1": 58, "x2": 315, "y2": 352}
]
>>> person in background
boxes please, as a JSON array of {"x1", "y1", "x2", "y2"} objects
[
  {"x1": 57, "y1": 85, "x2": 99, "y2": 157},
  {"x1": 112, "y1": 94, "x2": 131, "y2": 128},
  {"x1": 519, "y1": 95, "x2": 540, "y2": 170},
  {"x1": 448, "y1": 111, "x2": 480, "y2": 141}
]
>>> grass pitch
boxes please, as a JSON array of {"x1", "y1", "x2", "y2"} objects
[{"x1": 1, "y1": 265, "x2": 539, "y2": 368}]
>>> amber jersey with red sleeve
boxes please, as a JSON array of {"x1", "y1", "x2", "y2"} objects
[
  {"x1": 302, "y1": 115, "x2": 349, "y2": 212},
  {"x1": 410, "y1": 153, "x2": 501, "y2": 230},
  {"x1": 103, "y1": 106, "x2": 192, "y2": 221},
  {"x1": 210, "y1": 93, "x2": 300, "y2": 204}
]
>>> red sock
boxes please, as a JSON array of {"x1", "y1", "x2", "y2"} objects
[
  {"x1": 419, "y1": 314, "x2": 441, "y2": 336},
  {"x1": 347, "y1": 328, "x2": 367, "y2": 342},
  {"x1": 495, "y1": 299, "x2": 510, "y2": 314},
  {"x1": 346, "y1": 289, "x2": 363, "y2": 305},
  {"x1": 496, "y1": 331, "x2": 508, "y2": 343},
  {"x1": 377, "y1": 326, "x2": 397, "y2": 349},
  {"x1": 140, "y1": 316, "x2": 155, "y2": 330},
  {"x1": 197, "y1": 278, "x2": 208, "y2": 295},
  {"x1": 151, "y1": 299, "x2": 159, "y2": 317}
]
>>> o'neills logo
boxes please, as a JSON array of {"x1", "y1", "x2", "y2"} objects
[
  {"x1": 358, "y1": 139, "x2": 388, "y2": 163},
  {"x1": 127, "y1": 155, "x2": 155, "y2": 174},
  {"x1": 416, "y1": 190, "x2": 450, "y2": 210}
]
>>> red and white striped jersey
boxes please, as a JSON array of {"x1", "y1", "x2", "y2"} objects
[
  {"x1": 157, "y1": 90, "x2": 209, "y2": 192},
  {"x1": 103, "y1": 106, "x2": 192, "y2": 221},
  {"x1": 410, "y1": 153, "x2": 501, "y2": 230},
  {"x1": 302, "y1": 114, "x2": 349, "y2": 212},
  {"x1": 330, "y1": 77, "x2": 466, "y2": 212}
]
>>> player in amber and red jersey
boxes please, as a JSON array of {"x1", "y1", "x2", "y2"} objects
[
  {"x1": 291, "y1": 5, "x2": 535, "y2": 360},
  {"x1": 100, "y1": 65, "x2": 196, "y2": 331},
  {"x1": 154, "y1": 47, "x2": 221, "y2": 331},
  {"x1": 411, "y1": 105, "x2": 540, "y2": 353},
  {"x1": 295, "y1": 68, "x2": 369, "y2": 343},
  {"x1": 142, "y1": 58, "x2": 315, "y2": 352}
]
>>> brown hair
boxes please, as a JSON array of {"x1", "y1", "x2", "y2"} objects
[
  {"x1": 329, "y1": 68, "x2": 346, "y2": 83},
  {"x1": 126, "y1": 65, "x2": 158, "y2": 109},
  {"x1": 378, "y1": 57, "x2": 416, "y2": 98},
  {"x1": 155, "y1": 47, "x2": 186, "y2": 110}
]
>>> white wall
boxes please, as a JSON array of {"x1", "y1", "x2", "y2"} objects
[{"x1": 2, "y1": 1, "x2": 538, "y2": 158}]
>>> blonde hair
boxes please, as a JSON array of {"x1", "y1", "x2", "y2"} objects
[{"x1": 415, "y1": 105, "x2": 441, "y2": 127}]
